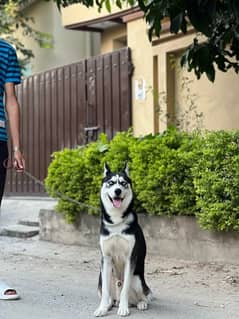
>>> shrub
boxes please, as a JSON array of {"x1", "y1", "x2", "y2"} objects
[
  {"x1": 130, "y1": 127, "x2": 199, "y2": 216},
  {"x1": 45, "y1": 147, "x2": 88, "y2": 222},
  {"x1": 45, "y1": 134, "x2": 109, "y2": 221},
  {"x1": 103, "y1": 129, "x2": 136, "y2": 171},
  {"x1": 45, "y1": 127, "x2": 239, "y2": 232},
  {"x1": 193, "y1": 130, "x2": 239, "y2": 231}
]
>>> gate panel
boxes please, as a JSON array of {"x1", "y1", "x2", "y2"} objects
[
  {"x1": 120, "y1": 48, "x2": 132, "y2": 130},
  {"x1": 5, "y1": 47, "x2": 133, "y2": 195},
  {"x1": 87, "y1": 57, "x2": 97, "y2": 128},
  {"x1": 96, "y1": 56, "x2": 104, "y2": 135},
  {"x1": 104, "y1": 53, "x2": 113, "y2": 139},
  {"x1": 33, "y1": 74, "x2": 40, "y2": 193},
  {"x1": 112, "y1": 51, "x2": 121, "y2": 133},
  {"x1": 77, "y1": 61, "x2": 87, "y2": 144}
]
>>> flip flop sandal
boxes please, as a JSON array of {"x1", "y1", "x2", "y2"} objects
[{"x1": 0, "y1": 281, "x2": 20, "y2": 300}]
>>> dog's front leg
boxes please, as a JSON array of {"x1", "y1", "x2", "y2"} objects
[
  {"x1": 117, "y1": 259, "x2": 131, "y2": 316},
  {"x1": 94, "y1": 255, "x2": 113, "y2": 317}
]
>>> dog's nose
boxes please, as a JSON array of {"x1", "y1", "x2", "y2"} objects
[{"x1": 115, "y1": 188, "x2": 122, "y2": 197}]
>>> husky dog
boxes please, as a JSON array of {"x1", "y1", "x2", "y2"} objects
[{"x1": 94, "y1": 163, "x2": 152, "y2": 317}]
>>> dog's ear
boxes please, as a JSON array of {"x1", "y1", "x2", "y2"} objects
[
  {"x1": 123, "y1": 161, "x2": 130, "y2": 178},
  {"x1": 103, "y1": 162, "x2": 111, "y2": 177}
]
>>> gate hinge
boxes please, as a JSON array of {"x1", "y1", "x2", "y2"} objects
[{"x1": 128, "y1": 61, "x2": 134, "y2": 76}]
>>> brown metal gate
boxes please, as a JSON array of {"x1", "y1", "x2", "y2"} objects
[{"x1": 5, "y1": 47, "x2": 133, "y2": 195}]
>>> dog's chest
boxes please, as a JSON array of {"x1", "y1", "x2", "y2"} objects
[
  {"x1": 100, "y1": 214, "x2": 136, "y2": 276},
  {"x1": 102, "y1": 234, "x2": 132, "y2": 257},
  {"x1": 101, "y1": 234, "x2": 134, "y2": 278},
  {"x1": 101, "y1": 227, "x2": 135, "y2": 271}
]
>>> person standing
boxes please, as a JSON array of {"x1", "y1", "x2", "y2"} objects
[{"x1": 0, "y1": 39, "x2": 25, "y2": 300}]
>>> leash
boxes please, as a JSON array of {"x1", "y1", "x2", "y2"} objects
[{"x1": 3, "y1": 158, "x2": 100, "y2": 214}]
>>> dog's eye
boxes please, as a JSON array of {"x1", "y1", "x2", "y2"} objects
[
  {"x1": 107, "y1": 181, "x2": 115, "y2": 187},
  {"x1": 121, "y1": 181, "x2": 128, "y2": 188}
]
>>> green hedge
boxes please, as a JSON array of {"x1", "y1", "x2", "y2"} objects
[
  {"x1": 193, "y1": 131, "x2": 239, "y2": 231},
  {"x1": 130, "y1": 128, "x2": 200, "y2": 216},
  {"x1": 45, "y1": 128, "x2": 239, "y2": 231}
]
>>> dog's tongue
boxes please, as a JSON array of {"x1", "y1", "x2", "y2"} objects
[{"x1": 113, "y1": 198, "x2": 122, "y2": 208}]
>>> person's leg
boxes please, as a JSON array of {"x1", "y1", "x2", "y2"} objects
[
  {"x1": 0, "y1": 141, "x2": 8, "y2": 207},
  {"x1": 0, "y1": 141, "x2": 19, "y2": 299}
]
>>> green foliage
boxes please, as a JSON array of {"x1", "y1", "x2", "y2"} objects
[
  {"x1": 46, "y1": 128, "x2": 239, "y2": 232},
  {"x1": 141, "y1": 0, "x2": 239, "y2": 81},
  {"x1": 80, "y1": 134, "x2": 109, "y2": 214},
  {"x1": 45, "y1": 134, "x2": 109, "y2": 221},
  {"x1": 193, "y1": 131, "x2": 239, "y2": 231},
  {"x1": 0, "y1": 0, "x2": 53, "y2": 70},
  {"x1": 103, "y1": 129, "x2": 136, "y2": 171},
  {"x1": 47, "y1": 128, "x2": 197, "y2": 218},
  {"x1": 130, "y1": 127, "x2": 199, "y2": 216},
  {"x1": 45, "y1": 147, "x2": 88, "y2": 222}
]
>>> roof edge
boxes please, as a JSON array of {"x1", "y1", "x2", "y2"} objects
[{"x1": 65, "y1": 6, "x2": 141, "y2": 31}]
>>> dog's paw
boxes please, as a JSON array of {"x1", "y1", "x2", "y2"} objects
[
  {"x1": 137, "y1": 301, "x2": 148, "y2": 311},
  {"x1": 94, "y1": 307, "x2": 109, "y2": 317},
  {"x1": 117, "y1": 306, "x2": 130, "y2": 316}
]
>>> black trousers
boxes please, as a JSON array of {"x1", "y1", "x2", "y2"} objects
[{"x1": 0, "y1": 141, "x2": 8, "y2": 207}]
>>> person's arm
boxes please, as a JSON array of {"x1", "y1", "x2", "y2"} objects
[{"x1": 5, "y1": 82, "x2": 25, "y2": 171}]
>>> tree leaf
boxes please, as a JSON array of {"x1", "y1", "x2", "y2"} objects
[
  {"x1": 105, "y1": 0, "x2": 111, "y2": 12},
  {"x1": 186, "y1": 0, "x2": 216, "y2": 36},
  {"x1": 206, "y1": 64, "x2": 215, "y2": 82},
  {"x1": 170, "y1": 13, "x2": 184, "y2": 34}
]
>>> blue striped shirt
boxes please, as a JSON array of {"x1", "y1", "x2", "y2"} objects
[{"x1": 0, "y1": 39, "x2": 21, "y2": 141}]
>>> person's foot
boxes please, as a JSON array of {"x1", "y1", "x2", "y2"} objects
[
  {"x1": 0, "y1": 282, "x2": 20, "y2": 300},
  {"x1": 4, "y1": 289, "x2": 17, "y2": 296}
]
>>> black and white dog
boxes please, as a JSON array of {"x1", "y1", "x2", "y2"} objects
[{"x1": 94, "y1": 163, "x2": 152, "y2": 317}]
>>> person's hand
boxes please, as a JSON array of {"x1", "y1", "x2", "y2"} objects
[{"x1": 13, "y1": 149, "x2": 25, "y2": 173}]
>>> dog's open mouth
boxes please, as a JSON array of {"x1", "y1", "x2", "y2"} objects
[{"x1": 108, "y1": 195, "x2": 123, "y2": 208}]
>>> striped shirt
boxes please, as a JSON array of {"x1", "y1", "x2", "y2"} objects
[{"x1": 0, "y1": 39, "x2": 21, "y2": 141}]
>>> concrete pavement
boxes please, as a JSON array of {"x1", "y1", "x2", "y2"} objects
[
  {"x1": 0, "y1": 197, "x2": 238, "y2": 319},
  {"x1": 0, "y1": 197, "x2": 57, "y2": 238},
  {"x1": 0, "y1": 197, "x2": 57, "y2": 227}
]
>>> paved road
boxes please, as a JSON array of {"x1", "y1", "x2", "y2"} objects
[
  {"x1": 0, "y1": 198, "x2": 238, "y2": 319},
  {"x1": 1, "y1": 235, "x2": 238, "y2": 319}
]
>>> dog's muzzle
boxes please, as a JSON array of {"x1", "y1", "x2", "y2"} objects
[{"x1": 108, "y1": 195, "x2": 124, "y2": 208}]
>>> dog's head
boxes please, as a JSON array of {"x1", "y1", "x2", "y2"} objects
[{"x1": 100, "y1": 162, "x2": 133, "y2": 214}]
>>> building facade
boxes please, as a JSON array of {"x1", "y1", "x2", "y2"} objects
[{"x1": 61, "y1": 4, "x2": 239, "y2": 135}]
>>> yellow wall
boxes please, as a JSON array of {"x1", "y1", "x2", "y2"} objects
[
  {"x1": 20, "y1": 0, "x2": 100, "y2": 74},
  {"x1": 174, "y1": 55, "x2": 239, "y2": 131},
  {"x1": 153, "y1": 32, "x2": 239, "y2": 132},
  {"x1": 127, "y1": 19, "x2": 155, "y2": 136},
  {"x1": 101, "y1": 25, "x2": 127, "y2": 54},
  {"x1": 62, "y1": 3, "x2": 130, "y2": 27}
]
